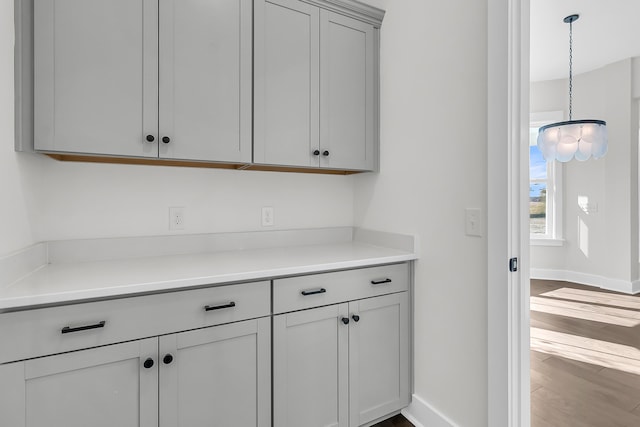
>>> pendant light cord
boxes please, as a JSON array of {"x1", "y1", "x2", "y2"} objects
[{"x1": 568, "y1": 19, "x2": 573, "y2": 120}]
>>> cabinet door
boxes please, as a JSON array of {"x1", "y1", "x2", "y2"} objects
[
  {"x1": 159, "y1": 317, "x2": 271, "y2": 427},
  {"x1": 0, "y1": 338, "x2": 158, "y2": 427},
  {"x1": 348, "y1": 292, "x2": 410, "y2": 426},
  {"x1": 320, "y1": 11, "x2": 374, "y2": 171},
  {"x1": 273, "y1": 304, "x2": 349, "y2": 427},
  {"x1": 34, "y1": 0, "x2": 158, "y2": 157},
  {"x1": 158, "y1": 0, "x2": 251, "y2": 162},
  {"x1": 254, "y1": 0, "x2": 320, "y2": 167}
]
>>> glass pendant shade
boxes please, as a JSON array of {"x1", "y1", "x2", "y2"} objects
[
  {"x1": 536, "y1": 14, "x2": 608, "y2": 162},
  {"x1": 537, "y1": 119, "x2": 608, "y2": 162}
]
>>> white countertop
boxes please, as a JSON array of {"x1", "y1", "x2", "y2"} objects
[{"x1": 0, "y1": 240, "x2": 416, "y2": 311}]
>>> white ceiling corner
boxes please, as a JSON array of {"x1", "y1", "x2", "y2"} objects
[
  {"x1": 356, "y1": 0, "x2": 640, "y2": 83},
  {"x1": 530, "y1": 0, "x2": 640, "y2": 82}
]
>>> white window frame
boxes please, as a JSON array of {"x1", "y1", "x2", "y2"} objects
[{"x1": 530, "y1": 111, "x2": 564, "y2": 245}]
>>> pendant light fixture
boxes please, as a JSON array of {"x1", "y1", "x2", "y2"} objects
[{"x1": 537, "y1": 14, "x2": 608, "y2": 162}]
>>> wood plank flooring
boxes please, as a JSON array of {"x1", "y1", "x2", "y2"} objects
[
  {"x1": 371, "y1": 414, "x2": 414, "y2": 427},
  {"x1": 531, "y1": 279, "x2": 640, "y2": 427}
]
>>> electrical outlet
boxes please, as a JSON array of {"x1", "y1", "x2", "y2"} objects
[
  {"x1": 169, "y1": 207, "x2": 185, "y2": 230},
  {"x1": 262, "y1": 207, "x2": 274, "y2": 227}
]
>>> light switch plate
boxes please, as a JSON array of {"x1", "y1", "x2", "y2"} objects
[{"x1": 465, "y1": 208, "x2": 482, "y2": 237}]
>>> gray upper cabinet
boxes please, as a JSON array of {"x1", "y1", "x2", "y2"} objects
[
  {"x1": 158, "y1": 0, "x2": 251, "y2": 162},
  {"x1": 33, "y1": 0, "x2": 251, "y2": 163},
  {"x1": 34, "y1": 0, "x2": 159, "y2": 157},
  {"x1": 254, "y1": 0, "x2": 320, "y2": 168},
  {"x1": 254, "y1": 0, "x2": 380, "y2": 171},
  {"x1": 320, "y1": 11, "x2": 374, "y2": 171},
  {"x1": 28, "y1": 0, "x2": 381, "y2": 171}
]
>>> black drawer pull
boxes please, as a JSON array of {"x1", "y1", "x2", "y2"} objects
[
  {"x1": 204, "y1": 301, "x2": 236, "y2": 312},
  {"x1": 301, "y1": 288, "x2": 326, "y2": 296},
  {"x1": 371, "y1": 278, "x2": 392, "y2": 285},
  {"x1": 61, "y1": 321, "x2": 106, "y2": 334}
]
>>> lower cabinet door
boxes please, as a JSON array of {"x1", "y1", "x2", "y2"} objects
[
  {"x1": 0, "y1": 338, "x2": 158, "y2": 427},
  {"x1": 159, "y1": 317, "x2": 271, "y2": 427},
  {"x1": 273, "y1": 303, "x2": 349, "y2": 427},
  {"x1": 348, "y1": 292, "x2": 410, "y2": 426}
]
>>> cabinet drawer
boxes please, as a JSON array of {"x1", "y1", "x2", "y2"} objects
[
  {"x1": 0, "y1": 281, "x2": 270, "y2": 364},
  {"x1": 273, "y1": 263, "x2": 409, "y2": 314}
]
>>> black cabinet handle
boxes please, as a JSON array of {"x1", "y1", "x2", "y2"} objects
[
  {"x1": 341, "y1": 317, "x2": 350, "y2": 325},
  {"x1": 162, "y1": 136, "x2": 171, "y2": 144},
  {"x1": 301, "y1": 288, "x2": 326, "y2": 296},
  {"x1": 163, "y1": 354, "x2": 174, "y2": 365},
  {"x1": 143, "y1": 358, "x2": 154, "y2": 369},
  {"x1": 371, "y1": 278, "x2": 392, "y2": 285},
  {"x1": 322, "y1": 150, "x2": 330, "y2": 156},
  {"x1": 204, "y1": 301, "x2": 236, "y2": 312},
  {"x1": 145, "y1": 135, "x2": 155, "y2": 142},
  {"x1": 61, "y1": 321, "x2": 106, "y2": 334},
  {"x1": 313, "y1": 149, "x2": 320, "y2": 156},
  {"x1": 352, "y1": 314, "x2": 360, "y2": 322}
]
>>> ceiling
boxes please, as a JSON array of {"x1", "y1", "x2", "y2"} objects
[
  {"x1": 356, "y1": 0, "x2": 640, "y2": 82},
  {"x1": 530, "y1": 0, "x2": 640, "y2": 82}
]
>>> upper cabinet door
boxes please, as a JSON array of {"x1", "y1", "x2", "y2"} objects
[
  {"x1": 34, "y1": 0, "x2": 158, "y2": 157},
  {"x1": 158, "y1": 0, "x2": 252, "y2": 162},
  {"x1": 254, "y1": 0, "x2": 320, "y2": 167},
  {"x1": 320, "y1": 11, "x2": 374, "y2": 171}
]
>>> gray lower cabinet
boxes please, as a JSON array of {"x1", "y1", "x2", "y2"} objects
[
  {"x1": 0, "y1": 338, "x2": 159, "y2": 427},
  {"x1": 348, "y1": 292, "x2": 410, "y2": 426},
  {"x1": 33, "y1": 0, "x2": 251, "y2": 162},
  {"x1": 273, "y1": 303, "x2": 349, "y2": 427},
  {"x1": 273, "y1": 291, "x2": 410, "y2": 427},
  {"x1": 254, "y1": 0, "x2": 377, "y2": 171},
  {"x1": 0, "y1": 318, "x2": 271, "y2": 427},
  {"x1": 159, "y1": 319, "x2": 271, "y2": 427},
  {"x1": 0, "y1": 263, "x2": 408, "y2": 427}
]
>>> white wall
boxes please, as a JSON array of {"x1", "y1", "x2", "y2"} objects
[
  {"x1": 0, "y1": 0, "x2": 35, "y2": 255},
  {"x1": 354, "y1": 0, "x2": 488, "y2": 425},
  {"x1": 29, "y1": 159, "x2": 354, "y2": 242},
  {"x1": 0, "y1": 0, "x2": 355, "y2": 256},
  {"x1": 530, "y1": 58, "x2": 640, "y2": 290}
]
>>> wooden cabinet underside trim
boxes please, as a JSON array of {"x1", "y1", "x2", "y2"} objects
[{"x1": 45, "y1": 153, "x2": 362, "y2": 175}]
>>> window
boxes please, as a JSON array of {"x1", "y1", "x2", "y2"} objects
[{"x1": 530, "y1": 112, "x2": 563, "y2": 242}]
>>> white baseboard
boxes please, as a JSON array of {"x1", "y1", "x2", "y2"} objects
[
  {"x1": 401, "y1": 394, "x2": 458, "y2": 427},
  {"x1": 531, "y1": 268, "x2": 640, "y2": 295}
]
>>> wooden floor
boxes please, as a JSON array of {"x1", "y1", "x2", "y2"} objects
[
  {"x1": 371, "y1": 414, "x2": 414, "y2": 427},
  {"x1": 530, "y1": 279, "x2": 640, "y2": 427}
]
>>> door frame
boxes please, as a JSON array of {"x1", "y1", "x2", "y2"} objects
[{"x1": 487, "y1": 0, "x2": 530, "y2": 426}]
